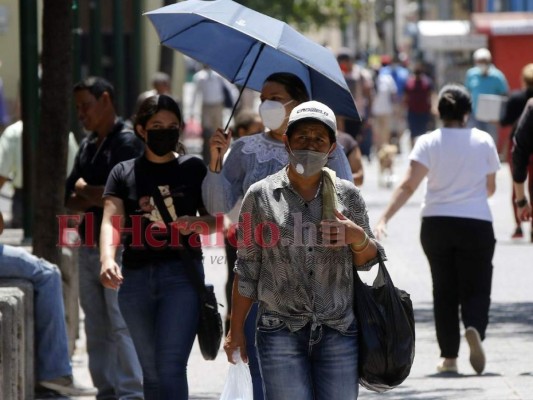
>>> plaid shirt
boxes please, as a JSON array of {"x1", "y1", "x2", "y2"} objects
[{"x1": 235, "y1": 167, "x2": 386, "y2": 333}]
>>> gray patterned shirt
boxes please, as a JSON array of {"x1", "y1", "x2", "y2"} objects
[{"x1": 235, "y1": 168, "x2": 386, "y2": 333}]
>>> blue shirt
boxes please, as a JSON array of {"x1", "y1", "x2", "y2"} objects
[{"x1": 464, "y1": 65, "x2": 509, "y2": 113}]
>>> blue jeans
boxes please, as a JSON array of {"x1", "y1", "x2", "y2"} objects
[
  {"x1": 78, "y1": 247, "x2": 143, "y2": 399},
  {"x1": 245, "y1": 303, "x2": 263, "y2": 400},
  {"x1": 0, "y1": 244, "x2": 71, "y2": 381},
  {"x1": 257, "y1": 318, "x2": 359, "y2": 400},
  {"x1": 118, "y1": 259, "x2": 201, "y2": 400}
]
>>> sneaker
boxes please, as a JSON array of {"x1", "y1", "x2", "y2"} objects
[
  {"x1": 436, "y1": 359, "x2": 458, "y2": 374},
  {"x1": 38, "y1": 375, "x2": 97, "y2": 397},
  {"x1": 465, "y1": 327, "x2": 486, "y2": 374},
  {"x1": 511, "y1": 226, "x2": 523, "y2": 239}
]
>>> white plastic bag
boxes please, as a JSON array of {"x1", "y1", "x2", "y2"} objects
[{"x1": 219, "y1": 348, "x2": 253, "y2": 400}]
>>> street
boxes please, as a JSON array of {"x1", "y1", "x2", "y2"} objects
[{"x1": 3, "y1": 133, "x2": 532, "y2": 399}]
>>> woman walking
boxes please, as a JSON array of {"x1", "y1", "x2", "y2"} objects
[
  {"x1": 375, "y1": 84, "x2": 500, "y2": 375},
  {"x1": 99, "y1": 94, "x2": 215, "y2": 399}
]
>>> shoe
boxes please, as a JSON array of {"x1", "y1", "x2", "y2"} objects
[
  {"x1": 436, "y1": 359, "x2": 458, "y2": 373},
  {"x1": 38, "y1": 375, "x2": 97, "y2": 397},
  {"x1": 511, "y1": 226, "x2": 523, "y2": 239},
  {"x1": 465, "y1": 327, "x2": 486, "y2": 374}
]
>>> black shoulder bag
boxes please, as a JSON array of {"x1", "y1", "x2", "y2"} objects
[{"x1": 134, "y1": 157, "x2": 223, "y2": 360}]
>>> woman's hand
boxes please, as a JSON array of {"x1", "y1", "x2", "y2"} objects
[
  {"x1": 374, "y1": 219, "x2": 388, "y2": 240},
  {"x1": 100, "y1": 258, "x2": 123, "y2": 290},
  {"x1": 320, "y1": 209, "x2": 366, "y2": 247},
  {"x1": 518, "y1": 203, "x2": 532, "y2": 221},
  {"x1": 223, "y1": 329, "x2": 247, "y2": 365},
  {"x1": 208, "y1": 128, "x2": 231, "y2": 173}
]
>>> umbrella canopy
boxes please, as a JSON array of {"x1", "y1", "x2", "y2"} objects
[{"x1": 145, "y1": 0, "x2": 360, "y2": 121}]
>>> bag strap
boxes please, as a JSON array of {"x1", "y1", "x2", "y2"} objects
[{"x1": 133, "y1": 158, "x2": 208, "y2": 299}]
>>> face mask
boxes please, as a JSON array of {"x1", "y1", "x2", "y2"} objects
[
  {"x1": 476, "y1": 63, "x2": 489, "y2": 74},
  {"x1": 146, "y1": 128, "x2": 180, "y2": 156},
  {"x1": 259, "y1": 100, "x2": 293, "y2": 131},
  {"x1": 288, "y1": 147, "x2": 330, "y2": 177}
]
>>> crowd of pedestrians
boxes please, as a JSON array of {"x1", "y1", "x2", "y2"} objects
[{"x1": 0, "y1": 44, "x2": 532, "y2": 399}]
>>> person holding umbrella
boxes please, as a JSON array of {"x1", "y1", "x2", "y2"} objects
[
  {"x1": 202, "y1": 72, "x2": 352, "y2": 399},
  {"x1": 223, "y1": 100, "x2": 383, "y2": 399}
]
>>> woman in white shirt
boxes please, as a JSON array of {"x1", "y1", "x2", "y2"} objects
[{"x1": 375, "y1": 84, "x2": 500, "y2": 376}]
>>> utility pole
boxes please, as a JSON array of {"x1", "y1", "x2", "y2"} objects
[
  {"x1": 89, "y1": 0, "x2": 102, "y2": 76},
  {"x1": 19, "y1": 0, "x2": 39, "y2": 239},
  {"x1": 113, "y1": 0, "x2": 125, "y2": 116}
]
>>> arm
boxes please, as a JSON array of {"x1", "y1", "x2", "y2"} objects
[
  {"x1": 375, "y1": 160, "x2": 428, "y2": 239},
  {"x1": 486, "y1": 173, "x2": 496, "y2": 197},
  {"x1": 512, "y1": 100, "x2": 533, "y2": 184},
  {"x1": 347, "y1": 145, "x2": 364, "y2": 186},
  {"x1": 65, "y1": 147, "x2": 96, "y2": 211},
  {"x1": 514, "y1": 181, "x2": 531, "y2": 221},
  {"x1": 224, "y1": 275, "x2": 254, "y2": 364},
  {"x1": 73, "y1": 178, "x2": 105, "y2": 206},
  {"x1": 224, "y1": 188, "x2": 261, "y2": 363},
  {"x1": 99, "y1": 196, "x2": 125, "y2": 290},
  {"x1": 0, "y1": 175, "x2": 8, "y2": 190},
  {"x1": 202, "y1": 137, "x2": 246, "y2": 214}
]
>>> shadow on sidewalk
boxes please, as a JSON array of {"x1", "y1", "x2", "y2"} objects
[{"x1": 413, "y1": 301, "x2": 533, "y2": 337}]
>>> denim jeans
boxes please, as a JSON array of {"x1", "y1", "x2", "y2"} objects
[
  {"x1": 244, "y1": 303, "x2": 263, "y2": 400},
  {"x1": 78, "y1": 246, "x2": 143, "y2": 399},
  {"x1": 118, "y1": 259, "x2": 202, "y2": 400},
  {"x1": 257, "y1": 317, "x2": 359, "y2": 400},
  {"x1": 0, "y1": 244, "x2": 71, "y2": 381}
]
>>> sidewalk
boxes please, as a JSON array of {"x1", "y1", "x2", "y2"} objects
[{"x1": 4, "y1": 134, "x2": 532, "y2": 399}]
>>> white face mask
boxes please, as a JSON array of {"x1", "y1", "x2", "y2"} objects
[
  {"x1": 476, "y1": 63, "x2": 489, "y2": 74},
  {"x1": 259, "y1": 99, "x2": 293, "y2": 131}
]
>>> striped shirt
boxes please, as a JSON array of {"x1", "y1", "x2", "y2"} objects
[{"x1": 235, "y1": 167, "x2": 386, "y2": 333}]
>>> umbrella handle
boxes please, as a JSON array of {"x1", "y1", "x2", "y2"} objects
[
  {"x1": 216, "y1": 42, "x2": 265, "y2": 172},
  {"x1": 222, "y1": 42, "x2": 265, "y2": 133}
]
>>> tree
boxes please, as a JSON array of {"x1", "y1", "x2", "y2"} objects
[
  {"x1": 236, "y1": 0, "x2": 362, "y2": 30},
  {"x1": 32, "y1": 0, "x2": 72, "y2": 266}
]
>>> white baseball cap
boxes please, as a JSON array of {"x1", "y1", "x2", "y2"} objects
[
  {"x1": 286, "y1": 100, "x2": 337, "y2": 137},
  {"x1": 473, "y1": 48, "x2": 491, "y2": 62}
]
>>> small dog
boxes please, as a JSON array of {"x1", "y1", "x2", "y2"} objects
[{"x1": 377, "y1": 144, "x2": 398, "y2": 188}]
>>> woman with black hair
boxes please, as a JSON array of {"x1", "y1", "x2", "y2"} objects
[
  {"x1": 99, "y1": 94, "x2": 215, "y2": 399},
  {"x1": 375, "y1": 84, "x2": 500, "y2": 375}
]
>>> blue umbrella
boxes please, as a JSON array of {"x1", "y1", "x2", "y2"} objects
[{"x1": 145, "y1": 0, "x2": 360, "y2": 123}]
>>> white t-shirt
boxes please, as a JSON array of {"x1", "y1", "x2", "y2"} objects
[
  {"x1": 0, "y1": 120, "x2": 78, "y2": 189},
  {"x1": 371, "y1": 73, "x2": 397, "y2": 116},
  {"x1": 409, "y1": 127, "x2": 500, "y2": 222}
]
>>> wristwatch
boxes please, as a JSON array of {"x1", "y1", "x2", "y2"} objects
[{"x1": 515, "y1": 198, "x2": 528, "y2": 208}]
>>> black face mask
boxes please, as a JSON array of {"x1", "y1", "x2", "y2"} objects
[{"x1": 146, "y1": 128, "x2": 180, "y2": 156}]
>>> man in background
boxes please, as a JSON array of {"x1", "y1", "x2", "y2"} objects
[
  {"x1": 464, "y1": 47, "x2": 509, "y2": 144},
  {"x1": 65, "y1": 76, "x2": 144, "y2": 399},
  {"x1": 0, "y1": 118, "x2": 78, "y2": 228}
]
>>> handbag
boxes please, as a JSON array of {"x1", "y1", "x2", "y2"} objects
[
  {"x1": 353, "y1": 254, "x2": 415, "y2": 392},
  {"x1": 134, "y1": 157, "x2": 223, "y2": 360}
]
